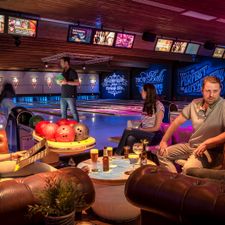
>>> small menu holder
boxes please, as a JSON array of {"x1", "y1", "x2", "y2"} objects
[{"x1": 14, "y1": 139, "x2": 49, "y2": 171}]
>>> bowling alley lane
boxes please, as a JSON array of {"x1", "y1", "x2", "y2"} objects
[
  {"x1": 18, "y1": 100, "x2": 141, "y2": 150},
  {"x1": 18, "y1": 99, "x2": 191, "y2": 151}
]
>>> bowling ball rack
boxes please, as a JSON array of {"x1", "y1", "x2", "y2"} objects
[{"x1": 32, "y1": 131, "x2": 96, "y2": 154}]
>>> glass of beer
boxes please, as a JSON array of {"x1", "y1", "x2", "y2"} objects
[
  {"x1": 90, "y1": 149, "x2": 99, "y2": 172},
  {"x1": 133, "y1": 143, "x2": 143, "y2": 164}
]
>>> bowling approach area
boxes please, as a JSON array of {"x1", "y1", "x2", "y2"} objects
[{"x1": 16, "y1": 97, "x2": 189, "y2": 151}]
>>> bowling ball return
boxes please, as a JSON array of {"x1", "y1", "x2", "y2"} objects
[{"x1": 32, "y1": 131, "x2": 96, "y2": 166}]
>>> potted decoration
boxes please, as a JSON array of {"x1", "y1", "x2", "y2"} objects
[{"x1": 28, "y1": 176, "x2": 87, "y2": 225}]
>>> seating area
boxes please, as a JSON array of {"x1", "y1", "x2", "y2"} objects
[
  {"x1": 0, "y1": 167, "x2": 95, "y2": 225},
  {"x1": 125, "y1": 165, "x2": 225, "y2": 225}
]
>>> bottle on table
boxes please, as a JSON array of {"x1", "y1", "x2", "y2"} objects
[
  {"x1": 106, "y1": 146, "x2": 113, "y2": 160},
  {"x1": 102, "y1": 146, "x2": 109, "y2": 172},
  {"x1": 123, "y1": 146, "x2": 130, "y2": 159},
  {"x1": 140, "y1": 139, "x2": 148, "y2": 166}
]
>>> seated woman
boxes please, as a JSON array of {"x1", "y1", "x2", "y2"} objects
[
  {"x1": 0, "y1": 82, "x2": 16, "y2": 118},
  {"x1": 116, "y1": 83, "x2": 164, "y2": 155}
]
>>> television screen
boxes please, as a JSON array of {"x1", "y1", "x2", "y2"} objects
[
  {"x1": 213, "y1": 47, "x2": 225, "y2": 58},
  {"x1": 0, "y1": 15, "x2": 4, "y2": 33},
  {"x1": 171, "y1": 41, "x2": 187, "y2": 53},
  {"x1": 8, "y1": 16, "x2": 37, "y2": 37},
  {"x1": 115, "y1": 33, "x2": 135, "y2": 48},
  {"x1": 185, "y1": 43, "x2": 200, "y2": 55},
  {"x1": 155, "y1": 38, "x2": 173, "y2": 52},
  {"x1": 67, "y1": 26, "x2": 92, "y2": 44},
  {"x1": 93, "y1": 30, "x2": 115, "y2": 46}
]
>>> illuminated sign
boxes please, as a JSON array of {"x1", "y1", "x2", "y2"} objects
[
  {"x1": 102, "y1": 72, "x2": 128, "y2": 96},
  {"x1": 135, "y1": 68, "x2": 167, "y2": 95},
  {"x1": 176, "y1": 60, "x2": 225, "y2": 96}
]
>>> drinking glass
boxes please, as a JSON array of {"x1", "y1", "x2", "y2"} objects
[
  {"x1": 132, "y1": 143, "x2": 143, "y2": 164},
  {"x1": 125, "y1": 153, "x2": 139, "y2": 175},
  {"x1": 90, "y1": 149, "x2": 99, "y2": 172}
]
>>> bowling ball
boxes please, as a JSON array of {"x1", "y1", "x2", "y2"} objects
[
  {"x1": 55, "y1": 74, "x2": 65, "y2": 84},
  {"x1": 55, "y1": 125, "x2": 75, "y2": 142},
  {"x1": 67, "y1": 119, "x2": 78, "y2": 127},
  {"x1": 74, "y1": 123, "x2": 89, "y2": 141},
  {"x1": 29, "y1": 115, "x2": 44, "y2": 128},
  {"x1": 56, "y1": 118, "x2": 69, "y2": 126},
  {"x1": 42, "y1": 123, "x2": 59, "y2": 141},
  {"x1": 35, "y1": 120, "x2": 50, "y2": 137}
]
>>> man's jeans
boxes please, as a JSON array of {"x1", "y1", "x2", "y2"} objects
[{"x1": 60, "y1": 98, "x2": 79, "y2": 122}]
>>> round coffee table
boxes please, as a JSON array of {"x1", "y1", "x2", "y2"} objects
[{"x1": 78, "y1": 156, "x2": 156, "y2": 222}]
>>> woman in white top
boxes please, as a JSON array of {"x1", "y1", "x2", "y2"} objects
[{"x1": 116, "y1": 83, "x2": 165, "y2": 155}]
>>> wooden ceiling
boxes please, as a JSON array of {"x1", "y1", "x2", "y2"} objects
[{"x1": 0, "y1": 0, "x2": 225, "y2": 71}]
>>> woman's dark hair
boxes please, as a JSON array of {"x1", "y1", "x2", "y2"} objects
[
  {"x1": 0, "y1": 82, "x2": 16, "y2": 103},
  {"x1": 142, "y1": 83, "x2": 157, "y2": 116}
]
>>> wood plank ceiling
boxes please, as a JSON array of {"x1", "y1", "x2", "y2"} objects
[{"x1": 0, "y1": 0, "x2": 225, "y2": 71}]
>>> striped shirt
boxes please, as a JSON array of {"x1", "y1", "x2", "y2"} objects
[{"x1": 141, "y1": 100, "x2": 165, "y2": 128}]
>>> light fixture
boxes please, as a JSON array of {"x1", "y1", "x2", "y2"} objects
[
  {"x1": 78, "y1": 77, "x2": 82, "y2": 89},
  {"x1": 44, "y1": 62, "x2": 49, "y2": 68},
  {"x1": 31, "y1": 77, "x2": 38, "y2": 89},
  {"x1": 46, "y1": 77, "x2": 53, "y2": 88},
  {"x1": 12, "y1": 77, "x2": 19, "y2": 88},
  {"x1": 82, "y1": 64, "x2": 86, "y2": 70},
  {"x1": 90, "y1": 78, "x2": 97, "y2": 92}
]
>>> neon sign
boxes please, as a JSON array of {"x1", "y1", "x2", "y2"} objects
[{"x1": 102, "y1": 72, "x2": 128, "y2": 96}]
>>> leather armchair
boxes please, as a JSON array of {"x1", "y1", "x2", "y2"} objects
[
  {"x1": 0, "y1": 167, "x2": 95, "y2": 225},
  {"x1": 125, "y1": 165, "x2": 225, "y2": 225}
]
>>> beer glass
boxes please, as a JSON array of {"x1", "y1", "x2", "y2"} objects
[
  {"x1": 90, "y1": 149, "x2": 99, "y2": 172},
  {"x1": 133, "y1": 143, "x2": 143, "y2": 164}
]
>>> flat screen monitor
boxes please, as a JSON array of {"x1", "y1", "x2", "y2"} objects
[
  {"x1": 115, "y1": 33, "x2": 135, "y2": 48},
  {"x1": 155, "y1": 38, "x2": 173, "y2": 52},
  {"x1": 8, "y1": 16, "x2": 37, "y2": 37},
  {"x1": 171, "y1": 41, "x2": 188, "y2": 53},
  {"x1": 185, "y1": 43, "x2": 200, "y2": 55},
  {"x1": 0, "y1": 15, "x2": 4, "y2": 33},
  {"x1": 92, "y1": 30, "x2": 116, "y2": 46},
  {"x1": 213, "y1": 47, "x2": 225, "y2": 58},
  {"x1": 67, "y1": 26, "x2": 92, "y2": 44}
]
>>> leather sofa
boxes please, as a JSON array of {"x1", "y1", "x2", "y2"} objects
[
  {"x1": 125, "y1": 165, "x2": 225, "y2": 225},
  {"x1": 0, "y1": 167, "x2": 95, "y2": 225}
]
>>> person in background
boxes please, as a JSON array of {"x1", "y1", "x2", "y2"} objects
[
  {"x1": 0, "y1": 82, "x2": 16, "y2": 118},
  {"x1": 59, "y1": 57, "x2": 80, "y2": 122},
  {"x1": 116, "y1": 83, "x2": 164, "y2": 155},
  {"x1": 157, "y1": 76, "x2": 225, "y2": 174}
]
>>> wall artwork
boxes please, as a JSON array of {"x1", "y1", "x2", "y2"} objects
[
  {"x1": 176, "y1": 59, "x2": 225, "y2": 97},
  {"x1": 132, "y1": 64, "x2": 171, "y2": 99},
  {"x1": 101, "y1": 72, "x2": 129, "y2": 99}
]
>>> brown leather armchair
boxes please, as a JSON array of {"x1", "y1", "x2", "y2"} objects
[
  {"x1": 125, "y1": 165, "x2": 225, "y2": 225},
  {"x1": 0, "y1": 167, "x2": 95, "y2": 225}
]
